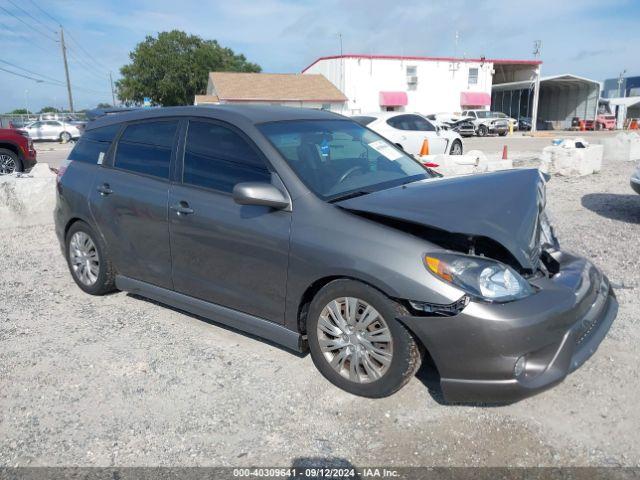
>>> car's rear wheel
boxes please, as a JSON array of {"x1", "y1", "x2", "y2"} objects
[
  {"x1": 499, "y1": 131, "x2": 508, "y2": 137},
  {"x1": 60, "y1": 131, "x2": 72, "y2": 143},
  {"x1": 0, "y1": 148, "x2": 21, "y2": 174},
  {"x1": 65, "y1": 221, "x2": 116, "y2": 295},
  {"x1": 449, "y1": 140, "x2": 463, "y2": 155},
  {"x1": 477, "y1": 125, "x2": 488, "y2": 137},
  {"x1": 307, "y1": 279, "x2": 422, "y2": 398}
]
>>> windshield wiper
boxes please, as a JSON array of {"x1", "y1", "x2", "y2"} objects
[{"x1": 328, "y1": 190, "x2": 372, "y2": 203}]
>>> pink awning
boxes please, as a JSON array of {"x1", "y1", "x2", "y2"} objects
[
  {"x1": 379, "y1": 91, "x2": 408, "y2": 106},
  {"x1": 460, "y1": 91, "x2": 491, "y2": 106}
]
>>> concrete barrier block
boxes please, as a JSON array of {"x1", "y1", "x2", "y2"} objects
[
  {"x1": 600, "y1": 132, "x2": 640, "y2": 162},
  {"x1": 541, "y1": 144, "x2": 603, "y2": 176},
  {"x1": 487, "y1": 160, "x2": 513, "y2": 172},
  {"x1": 0, "y1": 163, "x2": 56, "y2": 229}
]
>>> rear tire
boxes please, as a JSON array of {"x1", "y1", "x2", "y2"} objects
[
  {"x1": 499, "y1": 131, "x2": 508, "y2": 137},
  {"x1": 0, "y1": 148, "x2": 21, "y2": 174},
  {"x1": 60, "y1": 131, "x2": 72, "y2": 143},
  {"x1": 449, "y1": 140, "x2": 463, "y2": 155},
  {"x1": 307, "y1": 279, "x2": 422, "y2": 398},
  {"x1": 65, "y1": 221, "x2": 116, "y2": 295}
]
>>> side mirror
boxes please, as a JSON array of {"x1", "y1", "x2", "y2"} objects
[{"x1": 232, "y1": 182, "x2": 290, "y2": 210}]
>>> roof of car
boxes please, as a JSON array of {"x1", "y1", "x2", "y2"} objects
[
  {"x1": 87, "y1": 105, "x2": 344, "y2": 131},
  {"x1": 355, "y1": 112, "x2": 425, "y2": 120}
]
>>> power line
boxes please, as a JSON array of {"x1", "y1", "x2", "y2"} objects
[
  {"x1": 27, "y1": 0, "x2": 62, "y2": 28},
  {"x1": 5, "y1": 0, "x2": 57, "y2": 35},
  {"x1": 0, "y1": 65, "x2": 48, "y2": 83},
  {"x1": 0, "y1": 58, "x2": 65, "y2": 85},
  {"x1": 0, "y1": 4, "x2": 58, "y2": 43},
  {"x1": 66, "y1": 29, "x2": 111, "y2": 73}
]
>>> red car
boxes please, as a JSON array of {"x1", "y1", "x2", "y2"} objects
[{"x1": 0, "y1": 127, "x2": 37, "y2": 174}]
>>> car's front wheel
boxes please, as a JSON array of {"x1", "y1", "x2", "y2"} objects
[
  {"x1": 307, "y1": 279, "x2": 422, "y2": 398},
  {"x1": 477, "y1": 125, "x2": 488, "y2": 137},
  {"x1": 0, "y1": 148, "x2": 21, "y2": 174},
  {"x1": 65, "y1": 221, "x2": 116, "y2": 295}
]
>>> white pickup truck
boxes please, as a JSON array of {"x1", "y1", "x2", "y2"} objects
[{"x1": 461, "y1": 110, "x2": 511, "y2": 137}]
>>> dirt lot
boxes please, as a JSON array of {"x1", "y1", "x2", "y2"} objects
[{"x1": 1, "y1": 159, "x2": 639, "y2": 468}]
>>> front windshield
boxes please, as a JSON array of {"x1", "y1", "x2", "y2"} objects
[
  {"x1": 493, "y1": 112, "x2": 507, "y2": 118},
  {"x1": 259, "y1": 119, "x2": 430, "y2": 201}
]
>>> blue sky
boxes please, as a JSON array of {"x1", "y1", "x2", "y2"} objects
[{"x1": 1, "y1": 0, "x2": 639, "y2": 113}]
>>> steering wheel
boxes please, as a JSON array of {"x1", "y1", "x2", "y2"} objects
[{"x1": 338, "y1": 166, "x2": 366, "y2": 184}]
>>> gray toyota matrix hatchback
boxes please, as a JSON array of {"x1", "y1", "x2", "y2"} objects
[{"x1": 55, "y1": 106, "x2": 617, "y2": 402}]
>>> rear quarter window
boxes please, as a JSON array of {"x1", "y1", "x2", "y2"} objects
[
  {"x1": 68, "y1": 124, "x2": 122, "y2": 164},
  {"x1": 114, "y1": 121, "x2": 178, "y2": 179}
]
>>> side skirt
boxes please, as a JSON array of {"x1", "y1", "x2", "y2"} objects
[{"x1": 116, "y1": 275, "x2": 305, "y2": 353}]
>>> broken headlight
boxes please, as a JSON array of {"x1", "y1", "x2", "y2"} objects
[{"x1": 424, "y1": 253, "x2": 534, "y2": 303}]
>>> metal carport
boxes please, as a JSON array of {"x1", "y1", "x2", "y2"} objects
[{"x1": 492, "y1": 74, "x2": 600, "y2": 129}]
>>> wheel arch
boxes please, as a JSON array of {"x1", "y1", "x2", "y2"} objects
[{"x1": 0, "y1": 142, "x2": 20, "y2": 157}]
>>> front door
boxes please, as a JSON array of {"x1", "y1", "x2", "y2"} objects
[
  {"x1": 89, "y1": 119, "x2": 179, "y2": 289},
  {"x1": 169, "y1": 119, "x2": 291, "y2": 324}
]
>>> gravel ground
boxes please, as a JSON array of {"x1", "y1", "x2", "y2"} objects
[{"x1": 1, "y1": 160, "x2": 639, "y2": 468}]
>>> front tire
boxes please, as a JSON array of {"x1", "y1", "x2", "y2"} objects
[
  {"x1": 477, "y1": 125, "x2": 488, "y2": 137},
  {"x1": 65, "y1": 221, "x2": 116, "y2": 295},
  {"x1": 307, "y1": 279, "x2": 422, "y2": 398},
  {"x1": 0, "y1": 148, "x2": 21, "y2": 174},
  {"x1": 498, "y1": 131, "x2": 508, "y2": 137}
]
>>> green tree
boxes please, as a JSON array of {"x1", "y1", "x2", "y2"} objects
[
  {"x1": 8, "y1": 108, "x2": 31, "y2": 114},
  {"x1": 116, "y1": 30, "x2": 261, "y2": 106},
  {"x1": 96, "y1": 103, "x2": 112, "y2": 109},
  {"x1": 39, "y1": 106, "x2": 60, "y2": 113}
]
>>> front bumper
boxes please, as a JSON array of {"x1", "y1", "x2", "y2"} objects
[{"x1": 400, "y1": 251, "x2": 618, "y2": 403}]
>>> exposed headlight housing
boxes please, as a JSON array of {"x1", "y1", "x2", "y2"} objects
[
  {"x1": 424, "y1": 253, "x2": 534, "y2": 303},
  {"x1": 539, "y1": 210, "x2": 559, "y2": 249}
]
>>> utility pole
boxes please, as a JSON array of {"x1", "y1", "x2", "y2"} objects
[
  {"x1": 109, "y1": 71, "x2": 116, "y2": 106},
  {"x1": 59, "y1": 26, "x2": 74, "y2": 113},
  {"x1": 617, "y1": 69, "x2": 627, "y2": 98},
  {"x1": 530, "y1": 40, "x2": 542, "y2": 133}
]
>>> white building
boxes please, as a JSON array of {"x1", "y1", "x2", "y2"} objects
[{"x1": 302, "y1": 54, "x2": 540, "y2": 116}]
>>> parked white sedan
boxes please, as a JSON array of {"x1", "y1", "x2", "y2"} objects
[
  {"x1": 23, "y1": 120, "x2": 82, "y2": 142},
  {"x1": 351, "y1": 112, "x2": 463, "y2": 157}
]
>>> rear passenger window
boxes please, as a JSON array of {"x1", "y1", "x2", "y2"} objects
[
  {"x1": 114, "y1": 121, "x2": 178, "y2": 179},
  {"x1": 69, "y1": 124, "x2": 121, "y2": 164},
  {"x1": 183, "y1": 121, "x2": 270, "y2": 192}
]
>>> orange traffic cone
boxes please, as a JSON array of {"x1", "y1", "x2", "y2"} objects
[
  {"x1": 502, "y1": 145, "x2": 508, "y2": 160},
  {"x1": 419, "y1": 139, "x2": 429, "y2": 156}
]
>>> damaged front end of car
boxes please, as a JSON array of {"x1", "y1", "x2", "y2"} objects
[{"x1": 336, "y1": 168, "x2": 618, "y2": 403}]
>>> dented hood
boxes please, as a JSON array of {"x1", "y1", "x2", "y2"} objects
[{"x1": 336, "y1": 168, "x2": 546, "y2": 270}]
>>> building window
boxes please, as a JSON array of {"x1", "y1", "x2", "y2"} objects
[
  {"x1": 321, "y1": 103, "x2": 331, "y2": 110},
  {"x1": 468, "y1": 68, "x2": 478, "y2": 85},
  {"x1": 406, "y1": 66, "x2": 418, "y2": 91}
]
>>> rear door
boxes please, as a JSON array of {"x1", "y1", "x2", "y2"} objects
[
  {"x1": 88, "y1": 120, "x2": 178, "y2": 289},
  {"x1": 168, "y1": 119, "x2": 291, "y2": 323},
  {"x1": 411, "y1": 115, "x2": 448, "y2": 154}
]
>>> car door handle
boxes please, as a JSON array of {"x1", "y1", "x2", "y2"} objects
[
  {"x1": 170, "y1": 201, "x2": 194, "y2": 216},
  {"x1": 96, "y1": 183, "x2": 113, "y2": 196}
]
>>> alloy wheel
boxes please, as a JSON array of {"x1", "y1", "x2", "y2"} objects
[
  {"x1": 317, "y1": 297, "x2": 393, "y2": 383},
  {"x1": 0, "y1": 154, "x2": 16, "y2": 174},
  {"x1": 69, "y1": 231, "x2": 100, "y2": 286},
  {"x1": 450, "y1": 142, "x2": 462, "y2": 155}
]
